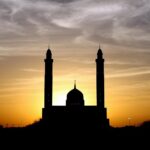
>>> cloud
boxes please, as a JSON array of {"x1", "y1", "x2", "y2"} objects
[
  {"x1": 106, "y1": 70, "x2": 150, "y2": 78},
  {"x1": 0, "y1": 0, "x2": 149, "y2": 84},
  {"x1": 21, "y1": 68, "x2": 42, "y2": 73},
  {"x1": 0, "y1": 0, "x2": 150, "y2": 57},
  {"x1": 44, "y1": 0, "x2": 76, "y2": 3},
  {"x1": 106, "y1": 66, "x2": 150, "y2": 78},
  {"x1": 29, "y1": 0, "x2": 76, "y2": 3}
]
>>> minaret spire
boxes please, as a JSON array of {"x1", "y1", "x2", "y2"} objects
[
  {"x1": 99, "y1": 43, "x2": 100, "y2": 49},
  {"x1": 74, "y1": 80, "x2": 76, "y2": 89}
]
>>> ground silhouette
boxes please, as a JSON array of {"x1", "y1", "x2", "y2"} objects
[{"x1": 0, "y1": 121, "x2": 149, "y2": 149}]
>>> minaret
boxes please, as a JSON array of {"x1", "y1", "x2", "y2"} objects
[
  {"x1": 96, "y1": 46, "x2": 105, "y2": 108},
  {"x1": 44, "y1": 47, "x2": 53, "y2": 108}
]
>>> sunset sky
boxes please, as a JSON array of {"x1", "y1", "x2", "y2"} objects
[{"x1": 0, "y1": 0, "x2": 150, "y2": 127}]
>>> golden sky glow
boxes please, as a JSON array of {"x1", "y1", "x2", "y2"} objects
[{"x1": 0, "y1": 0, "x2": 150, "y2": 127}]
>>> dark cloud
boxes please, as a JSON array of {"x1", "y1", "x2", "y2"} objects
[
  {"x1": 28, "y1": 0, "x2": 76, "y2": 3},
  {"x1": 0, "y1": 0, "x2": 150, "y2": 55},
  {"x1": 50, "y1": 0, "x2": 75, "y2": 3},
  {"x1": 0, "y1": 0, "x2": 82, "y2": 48},
  {"x1": 0, "y1": 1, "x2": 11, "y2": 14},
  {"x1": 76, "y1": 0, "x2": 150, "y2": 49},
  {"x1": 125, "y1": 11, "x2": 150, "y2": 32}
]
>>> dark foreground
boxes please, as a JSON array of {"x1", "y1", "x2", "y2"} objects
[{"x1": 0, "y1": 123, "x2": 149, "y2": 149}]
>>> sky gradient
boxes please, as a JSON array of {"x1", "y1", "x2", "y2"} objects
[{"x1": 0, "y1": 0, "x2": 150, "y2": 127}]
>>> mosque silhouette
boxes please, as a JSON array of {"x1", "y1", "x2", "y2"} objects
[{"x1": 42, "y1": 47, "x2": 109, "y2": 129}]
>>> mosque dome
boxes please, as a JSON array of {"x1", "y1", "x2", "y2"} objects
[{"x1": 66, "y1": 83, "x2": 84, "y2": 107}]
